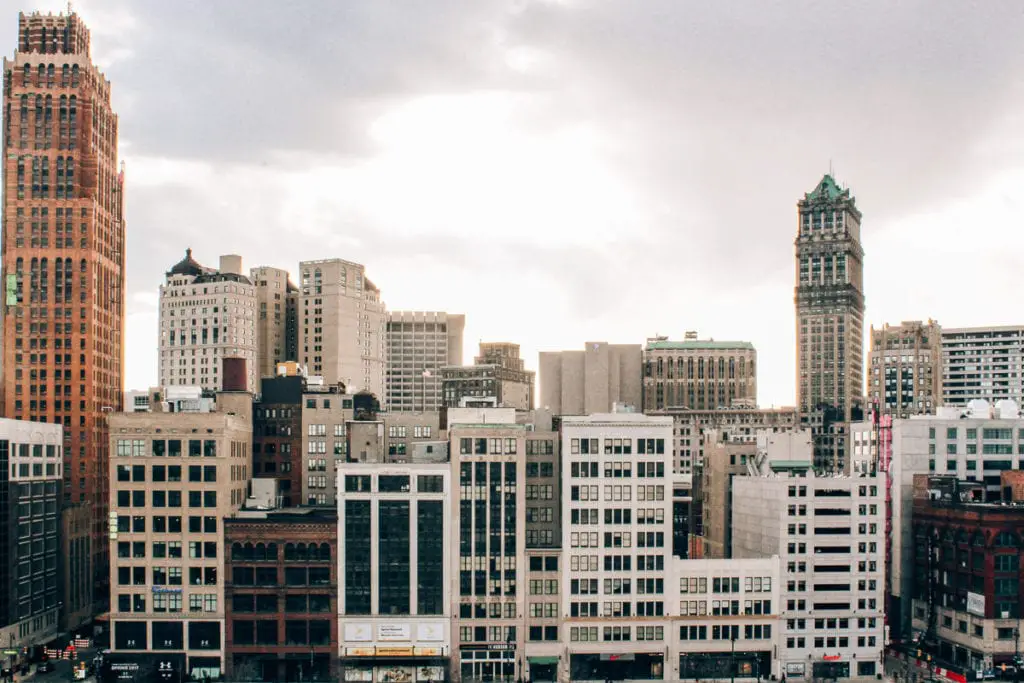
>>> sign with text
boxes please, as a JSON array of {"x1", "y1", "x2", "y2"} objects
[
  {"x1": 378, "y1": 624, "x2": 411, "y2": 641},
  {"x1": 967, "y1": 592, "x2": 985, "y2": 617}
]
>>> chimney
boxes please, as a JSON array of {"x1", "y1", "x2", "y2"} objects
[
  {"x1": 219, "y1": 254, "x2": 243, "y2": 275},
  {"x1": 222, "y1": 357, "x2": 247, "y2": 392}
]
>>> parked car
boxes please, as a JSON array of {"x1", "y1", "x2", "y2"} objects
[{"x1": 37, "y1": 661, "x2": 55, "y2": 674}]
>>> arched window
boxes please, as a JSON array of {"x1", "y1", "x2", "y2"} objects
[
  {"x1": 22, "y1": 64, "x2": 30, "y2": 87},
  {"x1": 46, "y1": 64, "x2": 54, "y2": 87},
  {"x1": 687, "y1": 358, "x2": 694, "y2": 379},
  {"x1": 319, "y1": 543, "x2": 330, "y2": 561},
  {"x1": 231, "y1": 542, "x2": 244, "y2": 561},
  {"x1": 729, "y1": 358, "x2": 735, "y2": 380},
  {"x1": 284, "y1": 543, "x2": 297, "y2": 561},
  {"x1": 253, "y1": 543, "x2": 266, "y2": 562},
  {"x1": 71, "y1": 64, "x2": 79, "y2": 88},
  {"x1": 307, "y1": 544, "x2": 320, "y2": 562},
  {"x1": 266, "y1": 543, "x2": 278, "y2": 561},
  {"x1": 61, "y1": 64, "x2": 69, "y2": 87}
]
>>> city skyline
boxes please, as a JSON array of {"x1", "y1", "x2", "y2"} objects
[{"x1": 3, "y1": 1, "x2": 1023, "y2": 410}]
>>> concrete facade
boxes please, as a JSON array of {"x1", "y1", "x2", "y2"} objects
[
  {"x1": 298, "y1": 259, "x2": 385, "y2": 399},
  {"x1": 448, "y1": 409, "x2": 530, "y2": 683},
  {"x1": 560, "y1": 412, "x2": 674, "y2": 683},
  {"x1": 539, "y1": 342, "x2": 642, "y2": 416},
  {"x1": 159, "y1": 251, "x2": 258, "y2": 393},
  {"x1": 442, "y1": 343, "x2": 535, "y2": 411},
  {"x1": 646, "y1": 406, "x2": 799, "y2": 476},
  {"x1": 250, "y1": 265, "x2": 298, "y2": 380},
  {"x1": 106, "y1": 392, "x2": 253, "y2": 680},
  {"x1": 869, "y1": 320, "x2": 942, "y2": 418},
  {"x1": 386, "y1": 311, "x2": 465, "y2": 413},
  {"x1": 795, "y1": 175, "x2": 866, "y2": 473},
  {"x1": 299, "y1": 386, "x2": 355, "y2": 506},
  {"x1": 942, "y1": 326, "x2": 1024, "y2": 407},
  {"x1": 732, "y1": 473, "x2": 886, "y2": 681},
  {"x1": 643, "y1": 338, "x2": 757, "y2": 412}
]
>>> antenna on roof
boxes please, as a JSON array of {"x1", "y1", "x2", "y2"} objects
[{"x1": 829, "y1": 159, "x2": 834, "y2": 177}]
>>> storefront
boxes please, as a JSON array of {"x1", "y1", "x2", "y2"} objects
[
  {"x1": 569, "y1": 652, "x2": 664, "y2": 681},
  {"x1": 527, "y1": 656, "x2": 558, "y2": 682},
  {"x1": 678, "y1": 651, "x2": 770, "y2": 680},
  {"x1": 341, "y1": 647, "x2": 448, "y2": 683},
  {"x1": 458, "y1": 645, "x2": 517, "y2": 682}
]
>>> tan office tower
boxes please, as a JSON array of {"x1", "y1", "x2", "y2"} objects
[
  {"x1": 641, "y1": 336, "x2": 757, "y2": 412},
  {"x1": 250, "y1": 265, "x2": 298, "y2": 379},
  {"x1": 0, "y1": 10, "x2": 126, "y2": 600},
  {"x1": 539, "y1": 342, "x2": 642, "y2": 415},
  {"x1": 159, "y1": 252, "x2": 257, "y2": 393},
  {"x1": 794, "y1": 174, "x2": 865, "y2": 472},
  {"x1": 298, "y1": 259, "x2": 385, "y2": 398},
  {"x1": 386, "y1": 311, "x2": 465, "y2": 412},
  {"x1": 868, "y1": 320, "x2": 941, "y2": 418}
]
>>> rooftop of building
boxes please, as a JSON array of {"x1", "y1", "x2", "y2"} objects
[
  {"x1": 645, "y1": 339, "x2": 755, "y2": 351},
  {"x1": 227, "y1": 507, "x2": 338, "y2": 524},
  {"x1": 165, "y1": 248, "x2": 253, "y2": 285}
]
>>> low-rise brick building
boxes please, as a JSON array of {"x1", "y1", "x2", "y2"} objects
[{"x1": 224, "y1": 508, "x2": 338, "y2": 682}]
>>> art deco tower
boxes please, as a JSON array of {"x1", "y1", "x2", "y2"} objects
[
  {"x1": 1, "y1": 11, "x2": 125, "y2": 604},
  {"x1": 794, "y1": 175, "x2": 864, "y2": 472}
]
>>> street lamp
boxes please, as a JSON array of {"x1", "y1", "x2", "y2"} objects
[{"x1": 731, "y1": 633, "x2": 737, "y2": 683}]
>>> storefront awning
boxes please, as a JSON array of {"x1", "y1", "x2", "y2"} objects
[{"x1": 529, "y1": 657, "x2": 558, "y2": 665}]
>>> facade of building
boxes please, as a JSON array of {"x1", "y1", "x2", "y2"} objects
[
  {"x1": 159, "y1": 251, "x2": 258, "y2": 393},
  {"x1": 0, "y1": 420, "x2": 63, "y2": 661},
  {"x1": 672, "y1": 557, "x2": 781, "y2": 681},
  {"x1": 442, "y1": 343, "x2": 535, "y2": 411},
  {"x1": 105, "y1": 388, "x2": 252, "y2": 681},
  {"x1": 646, "y1": 407, "x2": 799, "y2": 476},
  {"x1": 942, "y1": 326, "x2": 1024, "y2": 407},
  {"x1": 336, "y1": 462, "x2": 451, "y2": 683},
  {"x1": 642, "y1": 338, "x2": 757, "y2": 412},
  {"x1": 298, "y1": 258, "x2": 385, "y2": 398},
  {"x1": 560, "y1": 412, "x2": 674, "y2": 682},
  {"x1": 448, "y1": 409, "x2": 530, "y2": 683},
  {"x1": 250, "y1": 265, "x2": 298, "y2": 380},
  {"x1": 851, "y1": 400, "x2": 1024, "y2": 640},
  {"x1": 224, "y1": 508, "x2": 338, "y2": 682},
  {"x1": 385, "y1": 412, "x2": 446, "y2": 464},
  {"x1": 732, "y1": 472, "x2": 886, "y2": 681},
  {"x1": 794, "y1": 174, "x2": 865, "y2": 473},
  {"x1": 386, "y1": 311, "x2": 465, "y2": 413},
  {"x1": 909, "y1": 473, "x2": 1024, "y2": 674},
  {"x1": 869, "y1": 320, "x2": 942, "y2": 418},
  {"x1": 539, "y1": 342, "x2": 642, "y2": 416},
  {"x1": 253, "y1": 375, "x2": 304, "y2": 507},
  {"x1": 699, "y1": 431, "x2": 757, "y2": 559},
  {"x1": 1, "y1": 9, "x2": 126, "y2": 602},
  {"x1": 301, "y1": 385, "x2": 356, "y2": 506}
]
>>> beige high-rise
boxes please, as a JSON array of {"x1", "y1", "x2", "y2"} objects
[
  {"x1": 159, "y1": 251, "x2": 258, "y2": 393},
  {"x1": 539, "y1": 342, "x2": 642, "y2": 415},
  {"x1": 642, "y1": 337, "x2": 757, "y2": 412},
  {"x1": 250, "y1": 265, "x2": 298, "y2": 379},
  {"x1": 107, "y1": 388, "x2": 252, "y2": 679},
  {"x1": 386, "y1": 311, "x2": 465, "y2": 412},
  {"x1": 868, "y1": 320, "x2": 941, "y2": 418},
  {"x1": 298, "y1": 259, "x2": 385, "y2": 398}
]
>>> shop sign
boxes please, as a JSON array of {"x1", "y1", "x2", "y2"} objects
[
  {"x1": 346, "y1": 648, "x2": 376, "y2": 657},
  {"x1": 378, "y1": 624, "x2": 411, "y2": 641},
  {"x1": 786, "y1": 663, "x2": 806, "y2": 675},
  {"x1": 377, "y1": 648, "x2": 414, "y2": 657},
  {"x1": 414, "y1": 648, "x2": 442, "y2": 657}
]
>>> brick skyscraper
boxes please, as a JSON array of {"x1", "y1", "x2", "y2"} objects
[
  {"x1": 794, "y1": 174, "x2": 864, "y2": 473},
  {"x1": 1, "y1": 11, "x2": 125, "y2": 606}
]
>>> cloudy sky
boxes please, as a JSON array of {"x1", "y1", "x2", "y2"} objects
[{"x1": 5, "y1": 0, "x2": 1024, "y2": 406}]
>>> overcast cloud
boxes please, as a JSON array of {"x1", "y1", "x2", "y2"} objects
[{"x1": 4, "y1": 0, "x2": 1024, "y2": 406}]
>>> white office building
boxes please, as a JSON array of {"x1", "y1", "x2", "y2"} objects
[
  {"x1": 336, "y1": 462, "x2": 451, "y2": 682},
  {"x1": 732, "y1": 472, "x2": 886, "y2": 681},
  {"x1": 560, "y1": 412, "x2": 673, "y2": 682},
  {"x1": 942, "y1": 326, "x2": 1024, "y2": 407},
  {"x1": 159, "y1": 251, "x2": 258, "y2": 393}
]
